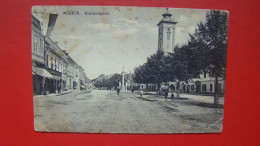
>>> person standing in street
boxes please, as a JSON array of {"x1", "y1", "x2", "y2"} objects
[
  {"x1": 140, "y1": 90, "x2": 143, "y2": 98},
  {"x1": 58, "y1": 82, "x2": 61, "y2": 95},
  {"x1": 165, "y1": 89, "x2": 169, "y2": 101},
  {"x1": 117, "y1": 87, "x2": 120, "y2": 95},
  {"x1": 171, "y1": 92, "x2": 174, "y2": 100}
]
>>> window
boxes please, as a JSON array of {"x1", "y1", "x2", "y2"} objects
[
  {"x1": 218, "y1": 84, "x2": 222, "y2": 93},
  {"x1": 191, "y1": 85, "x2": 194, "y2": 91},
  {"x1": 51, "y1": 57, "x2": 53, "y2": 69},
  {"x1": 202, "y1": 84, "x2": 207, "y2": 91},
  {"x1": 44, "y1": 48, "x2": 46, "y2": 58},
  {"x1": 204, "y1": 72, "x2": 207, "y2": 78},
  {"x1": 33, "y1": 34, "x2": 38, "y2": 53},
  {"x1": 33, "y1": 42, "x2": 35, "y2": 52},
  {"x1": 55, "y1": 60, "x2": 56, "y2": 71},
  {"x1": 46, "y1": 55, "x2": 49, "y2": 68},
  {"x1": 36, "y1": 43, "x2": 38, "y2": 53},
  {"x1": 58, "y1": 62, "x2": 60, "y2": 72},
  {"x1": 210, "y1": 84, "x2": 213, "y2": 91},
  {"x1": 167, "y1": 28, "x2": 171, "y2": 40}
]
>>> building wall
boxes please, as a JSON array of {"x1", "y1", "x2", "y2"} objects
[
  {"x1": 158, "y1": 23, "x2": 176, "y2": 52},
  {"x1": 44, "y1": 37, "x2": 68, "y2": 93},
  {"x1": 167, "y1": 73, "x2": 225, "y2": 94},
  {"x1": 32, "y1": 15, "x2": 45, "y2": 95},
  {"x1": 32, "y1": 15, "x2": 88, "y2": 94},
  {"x1": 32, "y1": 15, "x2": 45, "y2": 67},
  {"x1": 66, "y1": 59, "x2": 79, "y2": 90}
]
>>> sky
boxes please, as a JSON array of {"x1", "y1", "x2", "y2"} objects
[{"x1": 32, "y1": 6, "x2": 208, "y2": 80}]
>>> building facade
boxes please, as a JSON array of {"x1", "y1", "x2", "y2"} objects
[
  {"x1": 32, "y1": 15, "x2": 89, "y2": 95},
  {"x1": 32, "y1": 15, "x2": 53, "y2": 95},
  {"x1": 44, "y1": 37, "x2": 68, "y2": 94}
]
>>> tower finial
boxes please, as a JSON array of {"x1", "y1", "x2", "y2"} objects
[{"x1": 163, "y1": 8, "x2": 172, "y2": 18}]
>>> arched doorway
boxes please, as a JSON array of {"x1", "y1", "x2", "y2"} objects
[
  {"x1": 169, "y1": 84, "x2": 175, "y2": 92},
  {"x1": 195, "y1": 81, "x2": 201, "y2": 93}
]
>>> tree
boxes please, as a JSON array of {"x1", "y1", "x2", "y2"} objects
[
  {"x1": 145, "y1": 50, "x2": 168, "y2": 93},
  {"x1": 166, "y1": 44, "x2": 201, "y2": 97},
  {"x1": 93, "y1": 73, "x2": 122, "y2": 90},
  {"x1": 94, "y1": 80, "x2": 102, "y2": 89},
  {"x1": 133, "y1": 50, "x2": 174, "y2": 94},
  {"x1": 192, "y1": 10, "x2": 229, "y2": 105},
  {"x1": 133, "y1": 63, "x2": 150, "y2": 92},
  {"x1": 109, "y1": 74, "x2": 122, "y2": 89}
]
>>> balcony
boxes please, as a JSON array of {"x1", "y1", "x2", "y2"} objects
[{"x1": 46, "y1": 68, "x2": 62, "y2": 77}]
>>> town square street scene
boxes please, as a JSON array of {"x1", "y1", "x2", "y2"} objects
[{"x1": 32, "y1": 6, "x2": 228, "y2": 133}]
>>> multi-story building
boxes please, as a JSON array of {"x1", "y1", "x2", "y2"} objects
[
  {"x1": 66, "y1": 55, "x2": 79, "y2": 90},
  {"x1": 32, "y1": 14, "x2": 91, "y2": 94},
  {"x1": 32, "y1": 15, "x2": 53, "y2": 95},
  {"x1": 78, "y1": 66, "x2": 87, "y2": 89},
  {"x1": 167, "y1": 72, "x2": 225, "y2": 94},
  {"x1": 44, "y1": 37, "x2": 68, "y2": 94}
]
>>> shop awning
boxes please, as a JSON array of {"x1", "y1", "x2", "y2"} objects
[{"x1": 32, "y1": 67, "x2": 54, "y2": 78}]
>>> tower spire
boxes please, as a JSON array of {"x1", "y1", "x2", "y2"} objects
[
  {"x1": 157, "y1": 8, "x2": 177, "y2": 52},
  {"x1": 163, "y1": 7, "x2": 172, "y2": 18}
]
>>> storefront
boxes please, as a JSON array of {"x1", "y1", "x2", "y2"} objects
[
  {"x1": 32, "y1": 66, "x2": 53, "y2": 95},
  {"x1": 46, "y1": 68, "x2": 63, "y2": 94}
]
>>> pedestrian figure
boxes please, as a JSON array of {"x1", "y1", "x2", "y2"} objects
[
  {"x1": 131, "y1": 88, "x2": 134, "y2": 94},
  {"x1": 171, "y1": 92, "x2": 174, "y2": 100},
  {"x1": 165, "y1": 89, "x2": 168, "y2": 101},
  {"x1": 140, "y1": 90, "x2": 143, "y2": 98},
  {"x1": 58, "y1": 83, "x2": 61, "y2": 94},
  {"x1": 117, "y1": 87, "x2": 120, "y2": 95}
]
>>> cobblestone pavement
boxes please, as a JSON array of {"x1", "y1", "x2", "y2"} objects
[{"x1": 34, "y1": 90, "x2": 224, "y2": 133}]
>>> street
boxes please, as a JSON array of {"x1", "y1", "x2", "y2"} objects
[{"x1": 34, "y1": 90, "x2": 224, "y2": 133}]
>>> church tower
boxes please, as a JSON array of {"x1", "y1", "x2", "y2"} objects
[{"x1": 158, "y1": 8, "x2": 177, "y2": 52}]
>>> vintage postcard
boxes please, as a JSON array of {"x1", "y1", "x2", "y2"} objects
[{"x1": 32, "y1": 6, "x2": 228, "y2": 133}]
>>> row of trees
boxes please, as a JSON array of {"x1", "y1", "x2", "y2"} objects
[
  {"x1": 133, "y1": 10, "x2": 228, "y2": 105},
  {"x1": 93, "y1": 74, "x2": 122, "y2": 90}
]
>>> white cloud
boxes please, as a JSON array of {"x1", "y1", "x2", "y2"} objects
[
  {"x1": 179, "y1": 15, "x2": 188, "y2": 24},
  {"x1": 113, "y1": 27, "x2": 138, "y2": 38},
  {"x1": 116, "y1": 18, "x2": 141, "y2": 28},
  {"x1": 112, "y1": 18, "x2": 141, "y2": 39},
  {"x1": 60, "y1": 35, "x2": 86, "y2": 40},
  {"x1": 87, "y1": 23, "x2": 111, "y2": 30}
]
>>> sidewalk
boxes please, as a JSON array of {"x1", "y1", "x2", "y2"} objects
[
  {"x1": 33, "y1": 90, "x2": 74, "y2": 98},
  {"x1": 135, "y1": 91, "x2": 224, "y2": 105}
]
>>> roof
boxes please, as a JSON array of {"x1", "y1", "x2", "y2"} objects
[{"x1": 157, "y1": 8, "x2": 177, "y2": 26}]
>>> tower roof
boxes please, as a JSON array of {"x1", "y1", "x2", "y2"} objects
[
  {"x1": 162, "y1": 8, "x2": 172, "y2": 18},
  {"x1": 158, "y1": 8, "x2": 177, "y2": 26}
]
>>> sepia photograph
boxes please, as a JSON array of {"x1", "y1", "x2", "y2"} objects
[{"x1": 32, "y1": 6, "x2": 229, "y2": 133}]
